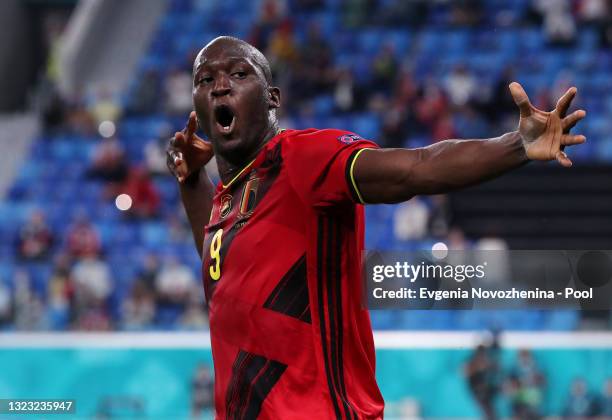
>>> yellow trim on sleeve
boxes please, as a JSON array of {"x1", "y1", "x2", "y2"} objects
[
  {"x1": 349, "y1": 148, "x2": 374, "y2": 204},
  {"x1": 222, "y1": 159, "x2": 256, "y2": 189}
]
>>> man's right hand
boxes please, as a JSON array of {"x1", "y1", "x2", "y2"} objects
[{"x1": 167, "y1": 111, "x2": 214, "y2": 183}]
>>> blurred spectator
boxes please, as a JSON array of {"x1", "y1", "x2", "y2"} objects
[
  {"x1": 505, "y1": 350, "x2": 545, "y2": 420},
  {"x1": 294, "y1": 0, "x2": 324, "y2": 11},
  {"x1": 17, "y1": 210, "x2": 54, "y2": 261},
  {"x1": 380, "y1": 101, "x2": 409, "y2": 147},
  {"x1": 86, "y1": 138, "x2": 129, "y2": 184},
  {"x1": 0, "y1": 281, "x2": 12, "y2": 327},
  {"x1": 334, "y1": 68, "x2": 356, "y2": 112},
  {"x1": 293, "y1": 24, "x2": 333, "y2": 99},
  {"x1": 428, "y1": 195, "x2": 451, "y2": 239},
  {"x1": 449, "y1": 0, "x2": 483, "y2": 26},
  {"x1": 563, "y1": 378, "x2": 598, "y2": 418},
  {"x1": 120, "y1": 167, "x2": 161, "y2": 219},
  {"x1": 65, "y1": 214, "x2": 101, "y2": 259},
  {"x1": 576, "y1": 0, "x2": 608, "y2": 25},
  {"x1": 121, "y1": 280, "x2": 155, "y2": 330},
  {"x1": 259, "y1": 0, "x2": 287, "y2": 25},
  {"x1": 155, "y1": 258, "x2": 196, "y2": 311},
  {"x1": 13, "y1": 270, "x2": 45, "y2": 330},
  {"x1": 191, "y1": 363, "x2": 214, "y2": 418},
  {"x1": 127, "y1": 69, "x2": 161, "y2": 115},
  {"x1": 464, "y1": 338, "x2": 501, "y2": 420},
  {"x1": 394, "y1": 69, "x2": 418, "y2": 106},
  {"x1": 180, "y1": 294, "x2": 208, "y2": 330},
  {"x1": 532, "y1": 0, "x2": 576, "y2": 46},
  {"x1": 393, "y1": 197, "x2": 430, "y2": 241},
  {"x1": 46, "y1": 254, "x2": 75, "y2": 329},
  {"x1": 75, "y1": 300, "x2": 112, "y2": 331},
  {"x1": 432, "y1": 112, "x2": 457, "y2": 142},
  {"x1": 137, "y1": 254, "x2": 161, "y2": 292},
  {"x1": 267, "y1": 22, "x2": 299, "y2": 81},
  {"x1": 445, "y1": 65, "x2": 477, "y2": 107},
  {"x1": 454, "y1": 107, "x2": 490, "y2": 139},
  {"x1": 342, "y1": 0, "x2": 378, "y2": 27},
  {"x1": 415, "y1": 79, "x2": 449, "y2": 133},
  {"x1": 375, "y1": 0, "x2": 428, "y2": 27},
  {"x1": 598, "y1": 378, "x2": 612, "y2": 417},
  {"x1": 446, "y1": 227, "x2": 471, "y2": 251},
  {"x1": 89, "y1": 87, "x2": 121, "y2": 126},
  {"x1": 145, "y1": 136, "x2": 172, "y2": 177},
  {"x1": 164, "y1": 67, "x2": 193, "y2": 115},
  {"x1": 488, "y1": 66, "x2": 517, "y2": 126},
  {"x1": 64, "y1": 90, "x2": 96, "y2": 136},
  {"x1": 371, "y1": 44, "x2": 398, "y2": 93},
  {"x1": 167, "y1": 213, "x2": 192, "y2": 243},
  {"x1": 71, "y1": 256, "x2": 112, "y2": 313}
]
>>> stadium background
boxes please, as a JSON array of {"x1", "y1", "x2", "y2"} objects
[{"x1": 0, "y1": 0, "x2": 611, "y2": 418}]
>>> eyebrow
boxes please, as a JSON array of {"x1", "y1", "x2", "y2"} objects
[{"x1": 194, "y1": 56, "x2": 252, "y2": 73}]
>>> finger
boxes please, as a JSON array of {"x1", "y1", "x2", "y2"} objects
[
  {"x1": 561, "y1": 134, "x2": 586, "y2": 146},
  {"x1": 509, "y1": 82, "x2": 533, "y2": 117},
  {"x1": 186, "y1": 111, "x2": 197, "y2": 139},
  {"x1": 556, "y1": 150, "x2": 572, "y2": 167},
  {"x1": 173, "y1": 131, "x2": 187, "y2": 148},
  {"x1": 555, "y1": 86, "x2": 577, "y2": 118},
  {"x1": 562, "y1": 109, "x2": 586, "y2": 132},
  {"x1": 173, "y1": 150, "x2": 184, "y2": 166}
]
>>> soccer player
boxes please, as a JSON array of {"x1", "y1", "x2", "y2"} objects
[{"x1": 166, "y1": 36, "x2": 586, "y2": 419}]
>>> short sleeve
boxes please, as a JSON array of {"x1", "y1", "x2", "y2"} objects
[{"x1": 284, "y1": 129, "x2": 378, "y2": 207}]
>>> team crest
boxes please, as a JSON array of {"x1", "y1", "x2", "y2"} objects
[
  {"x1": 337, "y1": 133, "x2": 363, "y2": 144},
  {"x1": 219, "y1": 194, "x2": 232, "y2": 218}
]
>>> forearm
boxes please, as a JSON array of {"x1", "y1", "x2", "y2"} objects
[
  {"x1": 357, "y1": 131, "x2": 528, "y2": 203},
  {"x1": 179, "y1": 166, "x2": 214, "y2": 258}
]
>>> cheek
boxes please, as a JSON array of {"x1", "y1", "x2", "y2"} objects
[{"x1": 192, "y1": 89, "x2": 206, "y2": 110}]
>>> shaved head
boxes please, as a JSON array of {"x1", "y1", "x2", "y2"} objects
[
  {"x1": 191, "y1": 35, "x2": 281, "y2": 173},
  {"x1": 194, "y1": 36, "x2": 273, "y2": 84}
]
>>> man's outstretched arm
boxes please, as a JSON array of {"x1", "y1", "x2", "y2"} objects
[
  {"x1": 167, "y1": 112, "x2": 215, "y2": 258},
  {"x1": 354, "y1": 82, "x2": 587, "y2": 204}
]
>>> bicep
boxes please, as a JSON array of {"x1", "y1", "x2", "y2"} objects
[{"x1": 352, "y1": 148, "x2": 424, "y2": 204}]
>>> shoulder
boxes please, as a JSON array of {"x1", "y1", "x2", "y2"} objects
[{"x1": 280, "y1": 128, "x2": 370, "y2": 150}]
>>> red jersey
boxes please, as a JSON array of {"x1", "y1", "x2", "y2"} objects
[{"x1": 202, "y1": 128, "x2": 384, "y2": 419}]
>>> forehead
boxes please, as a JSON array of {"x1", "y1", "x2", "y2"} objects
[{"x1": 194, "y1": 42, "x2": 254, "y2": 71}]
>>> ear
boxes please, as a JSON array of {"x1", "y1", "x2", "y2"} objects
[{"x1": 268, "y1": 86, "x2": 281, "y2": 109}]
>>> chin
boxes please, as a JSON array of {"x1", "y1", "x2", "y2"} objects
[{"x1": 214, "y1": 137, "x2": 250, "y2": 161}]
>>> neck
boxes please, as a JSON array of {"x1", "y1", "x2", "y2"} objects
[{"x1": 217, "y1": 122, "x2": 280, "y2": 185}]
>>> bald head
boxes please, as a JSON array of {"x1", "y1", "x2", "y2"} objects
[{"x1": 194, "y1": 36, "x2": 273, "y2": 85}]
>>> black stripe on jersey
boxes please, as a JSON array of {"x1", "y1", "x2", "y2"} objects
[
  {"x1": 345, "y1": 148, "x2": 364, "y2": 204},
  {"x1": 317, "y1": 217, "x2": 343, "y2": 420},
  {"x1": 243, "y1": 358, "x2": 287, "y2": 419},
  {"x1": 225, "y1": 350, "x2": 251, "y2": 418},
  {"x1": 226, "y1": 350, "x2": 287, "y2": 420},
  {"x1": 263, "y1": 254, "x2": 311, "y2": 323},
  {"x1": 326, "y1": 219, "x2": 357, "y2": 420},
  {"x1": 331, "y1": 220, "x2": 358, "y2": 420}
]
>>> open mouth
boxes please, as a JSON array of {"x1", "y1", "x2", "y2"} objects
[{"x1": 214, "y1": 105, "x2": 236, "y2": 135}]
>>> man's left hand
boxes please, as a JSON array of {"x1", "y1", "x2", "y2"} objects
[{"x1": 509, "y1": 81, "x2": 586, "y2": 167}]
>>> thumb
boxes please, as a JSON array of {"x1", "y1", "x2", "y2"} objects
[{"x1": 509, "y1": 82, "x2": 533, "y2": 118}]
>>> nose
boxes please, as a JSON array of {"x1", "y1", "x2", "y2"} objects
[{"x1": 211, "y1": 73, "x2": 231, "y2": 97}]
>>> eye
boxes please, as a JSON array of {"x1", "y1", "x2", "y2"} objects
[
  {"x1": 232, "y1": 71, "x2": 246, "y2": 79},
  {"x1": 198, "y1": 76, "x2": 213, "y2": 85}
]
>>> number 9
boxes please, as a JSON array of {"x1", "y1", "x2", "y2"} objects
[{"x1": 209, "y1": 228, "x2": 223, "y2": 281}]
